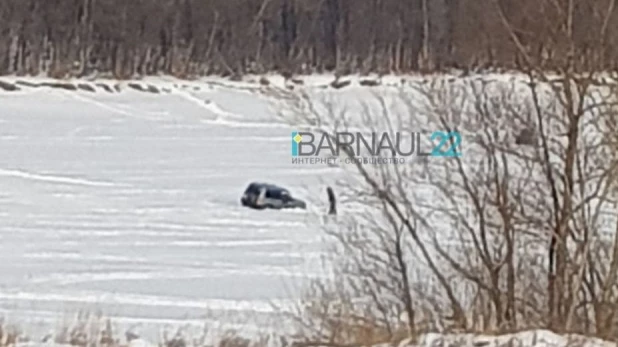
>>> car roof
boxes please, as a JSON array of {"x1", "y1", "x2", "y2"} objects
[{"x1": 247, "y1": 182, "x2": 289, "y2": 192}]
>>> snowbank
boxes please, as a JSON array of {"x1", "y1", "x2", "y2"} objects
[
  {"x1": 12, "y1": 329, "x2": 615, "y2": 347},
  {"x1": 410, "y1": 330, "x2": 614, "y2": 347},
  {"x1": 0, "y1": 72, "x2": 544, "y2": 95}
]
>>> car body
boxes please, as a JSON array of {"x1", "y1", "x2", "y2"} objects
[{"x1": 240, "y1": 182, "x2": 306, "y2": 210}]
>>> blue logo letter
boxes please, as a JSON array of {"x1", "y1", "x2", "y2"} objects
[
  {"x1": 430, "y1": 131, "x2": 462, "y2": 157},
  {"x1": 292, "y1": 131, "x2": 299, "y2": 156}
]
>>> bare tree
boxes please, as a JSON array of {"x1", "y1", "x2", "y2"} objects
[
  {"x1": 1, "y1": 0, "x2": 617, "y2": 77},
  {"x1": 266, "y1": 37, "x2": 618, "y2": 344}
]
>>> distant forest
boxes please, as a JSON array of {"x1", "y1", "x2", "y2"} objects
[{"x1": 1, "y1": 0, "x2": 617, "y2": 78}]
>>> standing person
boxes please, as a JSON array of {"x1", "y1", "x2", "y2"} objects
[{"x1": 327, "y1": 187, "x2": 337, "y2": 215}]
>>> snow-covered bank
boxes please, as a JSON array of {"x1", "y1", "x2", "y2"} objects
[
  {"x1": 9, "y1": 329, "x2": 617, "y2": 347},
  {"x1": 412, "y1": 330, "x2": 615, "y2": 347},
  {"x1": 0, "y1": 72, "x2": 559, "y2": 95}
]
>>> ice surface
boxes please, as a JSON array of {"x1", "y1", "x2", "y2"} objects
[{"x1": 0, "y1": 81, "x2": 344, "y2": 338}]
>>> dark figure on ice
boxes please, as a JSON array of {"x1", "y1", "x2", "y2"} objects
[{"x1": 327, "y1": 187, "x2": 337, "y2": 215}]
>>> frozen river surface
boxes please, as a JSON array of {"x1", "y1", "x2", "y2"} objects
[{"x1": 0, "y1": 82, "x2": 339, "y2": 336}]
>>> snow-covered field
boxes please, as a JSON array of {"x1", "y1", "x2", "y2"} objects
[{"x1": 0, "y1": 77, "x2": 347, "y2": 338}]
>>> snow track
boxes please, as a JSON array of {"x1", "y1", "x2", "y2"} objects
[{"x1": 0, "y1": 168, "x2": 123, "y2": 187}]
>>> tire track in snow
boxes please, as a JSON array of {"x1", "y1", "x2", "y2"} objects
[
  {"x1": 201, "y1": 116, "x2": 290, "y2": 129},
  {"x1": 64, "y1": 92, "x2": 161, "y2": 121},
  {"x1": 0, "y1": 168, "x2": 127, "y2": 187},
  {"x1": 24, "y1": 265, "x2": 324, "y2": 286},
  {"x1": 0, "y1": 291, "x2": 292, "y2": 313},
  {"x1": 174, "y1": 90, "x2": 290, "y2": 128}
]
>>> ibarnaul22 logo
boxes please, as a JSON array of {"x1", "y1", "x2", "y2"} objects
[{"x1": 291, "y1": 131, "x2": 462, "y2": 159}]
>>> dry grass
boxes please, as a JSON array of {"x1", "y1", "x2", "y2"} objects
[{"x1": 0, "y1": 312, "x2": 276, "y2": 347}]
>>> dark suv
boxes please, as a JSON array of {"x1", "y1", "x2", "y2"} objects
[{"x1": 240, "y1": 182, "x2": 307, "y2": 210}]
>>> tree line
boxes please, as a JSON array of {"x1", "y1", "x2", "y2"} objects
[{"x1": 1, "y1": 0, "x2": 617, "y2": 79}]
